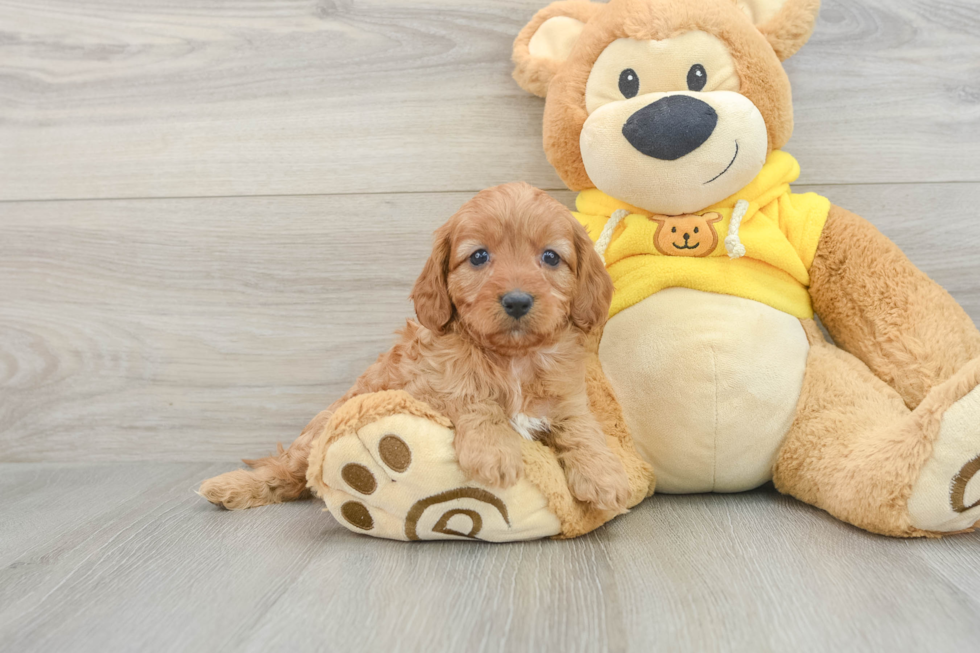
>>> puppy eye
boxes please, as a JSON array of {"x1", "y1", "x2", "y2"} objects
[
  {"x1": 619, "y1": 68, "x2": 639, "y2": 99},
  {"x1": 687, "y1": 64, "x2": 707, "y2": 92},
  {"x1": 694, "y1": 227, "x2": 699, "y2": 234},
  {"x1": 671, "y1": 226, "x2": 677, "y2": 233},
  {"x1": 469, "y1": 249, "x2": 489, "y2": 266},
  {"x1": 541, "y1": 250, "x2": 561, "y2": 267}
]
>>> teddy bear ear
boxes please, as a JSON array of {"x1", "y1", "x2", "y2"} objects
[
  {"x1": 512, "y1": 0, "x2": 604, "y2": 97},
  {"x1": 736, "y1": 0, "x2": 821, "y2": 61}
]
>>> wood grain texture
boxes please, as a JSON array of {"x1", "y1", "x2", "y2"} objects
[
  {"x1": 1, "y1": 2, "x2": 978, "y2": 651},
  {"x1": 1, "y1": 0, "x2": 979, "y2": 201},
  {"x1": 0, "y1": 463, "x2": 977, "y2": 653},
  {"x1": 2, "y1": 184, "x2": 978, "y2": 462}
]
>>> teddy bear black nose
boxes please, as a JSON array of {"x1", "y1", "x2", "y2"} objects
[
  {"x1": 501, "y1": 291, "x2": 533, "y2": 319},
  {"x1": 622, "y1": 95, "x2": 718, "y2": 161}
]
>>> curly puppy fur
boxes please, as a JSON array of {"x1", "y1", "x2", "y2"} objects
[{"x1": 199, "y1": 182, "x2": 630, "y2": 512}]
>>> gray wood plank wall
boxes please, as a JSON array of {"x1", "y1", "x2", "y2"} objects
[{"x1": 2, "y1": 0, "x2": 979, "y2": 462}]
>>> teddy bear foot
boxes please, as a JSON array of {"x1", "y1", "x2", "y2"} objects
[
  {"x1": 908, "y1": 367, "x2": 980, "y2": 534},
  {"x1": 305, "y1": 390, "x2": 563, "y2": 541}
]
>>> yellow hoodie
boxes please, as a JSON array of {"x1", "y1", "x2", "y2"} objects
[{"x1": 574, "y1": 150, "x2": 830, "y2": 319}]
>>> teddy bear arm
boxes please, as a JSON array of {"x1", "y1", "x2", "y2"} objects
[{"x1": 809, "y1": 204, "x2": 980, "y2": 409}]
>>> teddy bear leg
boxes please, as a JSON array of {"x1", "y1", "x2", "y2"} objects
[
  {"x1": 305, "y1": 389, "x2": 654, "y2": 541},
  {"x1": 305, "y1": 390, "x2": 561, "y2": 541},
  {"x1": 905, "y1": 359, "x2": 980, "y2": 533},
  {"x1": 773, "y1": 334, "x2": 980, "y2": 537}
]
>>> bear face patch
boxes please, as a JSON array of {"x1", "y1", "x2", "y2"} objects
[{"x1": 650, "y1": 212, "x2": 722, "y2": 257}]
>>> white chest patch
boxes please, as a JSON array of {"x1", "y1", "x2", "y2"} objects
[{"x1": 510, "y1": 414, "x2": 551, "y2": 441}]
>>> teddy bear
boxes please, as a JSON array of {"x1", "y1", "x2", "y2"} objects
[
  {"x1": 297, "y1": 0, "x2": 980, "y2": 540},
  {"x1": 508, "y1": 0, "x2": 980, "y2": 537}
]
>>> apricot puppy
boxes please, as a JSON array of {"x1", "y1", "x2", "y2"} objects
[{"x1": 201, "y1": 182, "x2": 630, "y2": 513}]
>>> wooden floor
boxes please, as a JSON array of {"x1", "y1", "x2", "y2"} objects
[
  {"x1": 1, "y1": 463, "x2": 979, "y2": 653},
  {"x1": 1, "y1": 0, "x2": 979, "y2": 651}
]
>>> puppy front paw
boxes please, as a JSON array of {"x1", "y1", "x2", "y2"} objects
[
  {"x1": 564, "y1": 453, "x2": 631, "y2": 513},
  {"x1": 456, "y1": 435, "x2": 524, "y2": 489}
]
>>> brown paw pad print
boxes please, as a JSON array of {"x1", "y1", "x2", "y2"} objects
[
  {"x1": 336, "y1": 433, "x2": 415, "y2": 531},
  {"x1": 317, "y1": 406, "x2": 561, "y2": 541},
  {"x1": 951, "y1": 454, "x2": 980, "y2": 513},
  {"x1": 338, "y1": 433, "x2": 412, "y2": 498},
  {"x1": 340, "y1": 501, "x2": 374, "y2": 531},
  {"x1": 341, "y1": 463, "x2": 377, "y2": 495},
  {"x1": 379, "y1": 434, "x2": 411, "y2": 472},
  {"x1": 404, "y1": 487, "x2": 510, "y2": 541}
]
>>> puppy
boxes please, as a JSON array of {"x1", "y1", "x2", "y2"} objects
[{"x1": 199, "y1": 182, "x2": 631, "y2": 512}]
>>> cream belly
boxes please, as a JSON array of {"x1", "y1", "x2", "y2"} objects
[{"x1": 599, "y1": 288, "x2": 810, "y2": 493}]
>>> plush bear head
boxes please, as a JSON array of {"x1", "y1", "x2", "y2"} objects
[{"x1": 513, "y1": 0, "x2": 820, "y2": 215}]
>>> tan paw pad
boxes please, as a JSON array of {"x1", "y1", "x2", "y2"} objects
[
  {"x1": 909, "y1": 384, "x2": 980, "y2": 532},
  {"x1": 308, "y1": 392, "x2": 562, "y2": 542}
]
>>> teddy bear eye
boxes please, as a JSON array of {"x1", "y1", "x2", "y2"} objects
[
  {"x1": 694, "y1": 227, "x2": 699, "y2": 234},
  {"x1": 469, "y1": 249, "x2": 489, "y2": 266},
  {"x1": 687, "y1": 64, "x2": 707, "y2": 92},
  {"x1": 671, "y1": 226, "x2": 677, "y2": 233},
  {"x1": 619, "y1": 68, "x2": 639, "y2": 99}
]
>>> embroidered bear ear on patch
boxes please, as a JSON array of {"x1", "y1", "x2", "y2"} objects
[{"x1": 650, "y1": 213, "x2": 722, "y2": 258}]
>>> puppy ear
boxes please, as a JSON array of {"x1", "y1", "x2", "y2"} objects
[
  {"x1": 512, "y1": 0, "x2": 603, "y2": 97},
  {"x1": 570, "y1": 220, "x2": 613, "y2": 333},
  {"x1": 410, "y1": 223, "x2": 454, "y2": 334},
  {"x1": 737, "y1": 0, "x2": 821, "y2": 61}
]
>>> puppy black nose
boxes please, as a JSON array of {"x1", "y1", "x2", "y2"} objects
[
  {"x1": 501, "y1": 292, "x2": 533, "y2": 319},
  {"x1": 622, "y1": 95, "x2": 717, "y2": 160}
]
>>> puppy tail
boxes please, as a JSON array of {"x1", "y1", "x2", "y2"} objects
[{"x1": 198, "y1": 409, "x2": 332, "y2": 510}]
